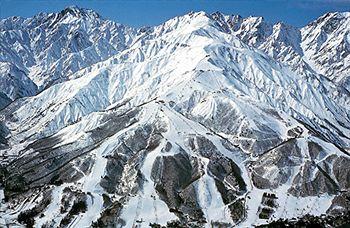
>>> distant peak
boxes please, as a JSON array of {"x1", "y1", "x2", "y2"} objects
[
  {"x1": 274, "y1": 21, "x2": 292, "y2": 29},
  {"x1": 211, "y1": 12, "x2": 242, "y2": 20},
  {"x1": 308, "y1": 11, "x2": 349, "y2": 27},
  {"x1": 328, "y1": 11, "x2": 350, "y2": 18},
  {"x1": 187, "y1": 11, "x2": 208, "y2": 18},
  {"x1": 340, "y1": 11, "x2": 350, "y2": 17},
  {"x1": 60, "y1": 5, "x2": 100, "y2": 19},
  {"x1": 232, "y1": 14, "x2": 243, "y2": 20},
  {"x1": 209, "y1": 12, "x2": 243, "y2": 32},
  {"x1": 174, "y1": 11, "x2": 210, "y2": 23},
  {"x1": 211, "y1": 11, "x2": 225, "y2": 17},
  {"x1": 246, "y1": 15, "x2": 265, "y2": 22},
  {"x1": 65, "y1": 5, "x2": 81, "y2": 11}
]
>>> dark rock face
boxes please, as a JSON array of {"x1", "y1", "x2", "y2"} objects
[
  {"x1": 208, "y1": 156, "x2": 246, "y2": 194},
  {"x1": 288, "y1": 153, "x2": 350, "y2": 197},
  {"x1": 288, "y1": 160, "x2": 339, "y2": 197},
  {"x1": 0, "y1": 122, "x2": 10, "y2": 150},
  {"x1": 2, "y1": 107, "x2": 140, "y2": 198},
  {"x1": 1, "y1": 107, "x2": 172, "y2": 226},
  {"x1": 17, "y1": 188, "x2": 52, "y2": 227},
  {"x1": 257, "y1": 192, "x2": 278, "y2": 220},
  {"x1": 100, "y1": 150, "x2": 128, "y2": 194},
  {"x1": 100, "y1": 123, "x2": 164, "y2": 194},
  {"x1": 92, "y1": 200, "x2": 126, "y2": 227},
  {"x1": 188, "y1": 135, "x2": 246, "y2": 191},
  {"x1": 308, "y1": 141, "x2": 327, "y2": 160},
  {"x1": 151, "y1": 150, "x2": 205, "y2": 223},
  {"x1": 333, "y1": 156, "x2": 350, "y2": 190},
  {"x1": 243, "y1": 122, "x2": 283, "y2": 156},
  {"x1": 0, "y1": 91, "x2": 11, "y2": 110},
  {"x1": 92, "y1": 120, "x2": 166, "y2": 227},
  {"x1": 186, "y1": 135, "x2": 247, "y2": 223},
  {"x1": 59, "y1": 187, "x2": 88, "y2": 227},
  {"x1": 252, "y1": 139, "x2": 302, "y2": 189},
  {"x1": 327, "y1": 191, "x2": 350, "y2": 216},
  {"x1": 287, "y1": 126, "x2": 303, "y2": 138}
]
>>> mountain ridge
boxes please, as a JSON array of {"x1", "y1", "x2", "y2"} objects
[
  {"x1": 0, "y1": 6, "x2": 349, "y2": 227},
  {"x1": 1, "y1": 7, "x2": 349, "y2": 107}
]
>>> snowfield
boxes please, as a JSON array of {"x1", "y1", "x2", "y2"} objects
[{"x1": 0, "y1": 6, "x2": 349, "y2": 228}]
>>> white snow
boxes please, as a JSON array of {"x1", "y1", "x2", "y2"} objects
[{"x1": 0, "y1": 8, "x2": 349, "y2": 228}]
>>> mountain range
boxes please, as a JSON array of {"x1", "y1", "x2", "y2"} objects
[{"x1": 0, "y1": 6, "x2": 349, "y2": 227}]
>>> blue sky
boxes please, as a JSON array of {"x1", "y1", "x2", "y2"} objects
[{"x1": 1, "y1": 0, "x2": 349, "y2": 28}]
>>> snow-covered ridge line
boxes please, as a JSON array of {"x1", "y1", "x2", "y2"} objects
[
  {"x1": 1, "y1": 7, "x2": 349, "y2": 112},
  {"x1": 0, "y1": 6, "x2": 349, "y2": 228}
]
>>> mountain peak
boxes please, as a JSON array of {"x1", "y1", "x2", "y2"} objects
[
  {"x1": 187, "y1": 10, "x2": 208, "y2": 19},
  {"x1": 60, "y1": 5, "x2": 100, "y2": 19},
  {"x1": 328, "y1": 11, "x2": 350, "y2": 19},
  {"x1": 1, "y1": 7, "x2": 350, "y2": 228},
  {"x1": 307, "y1": 11, "x2": 349, "y2": 28}
]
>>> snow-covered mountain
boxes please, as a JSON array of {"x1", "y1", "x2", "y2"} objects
[
  {"x1": 0, "y1": 6, "x2": 137, "y2": 107},
  {"x1": 212, "y1": 11, "x2": 350, "y2": 81},
  {"x1": 0, "y1": 7, "x2": 349, "y2": 227}
]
